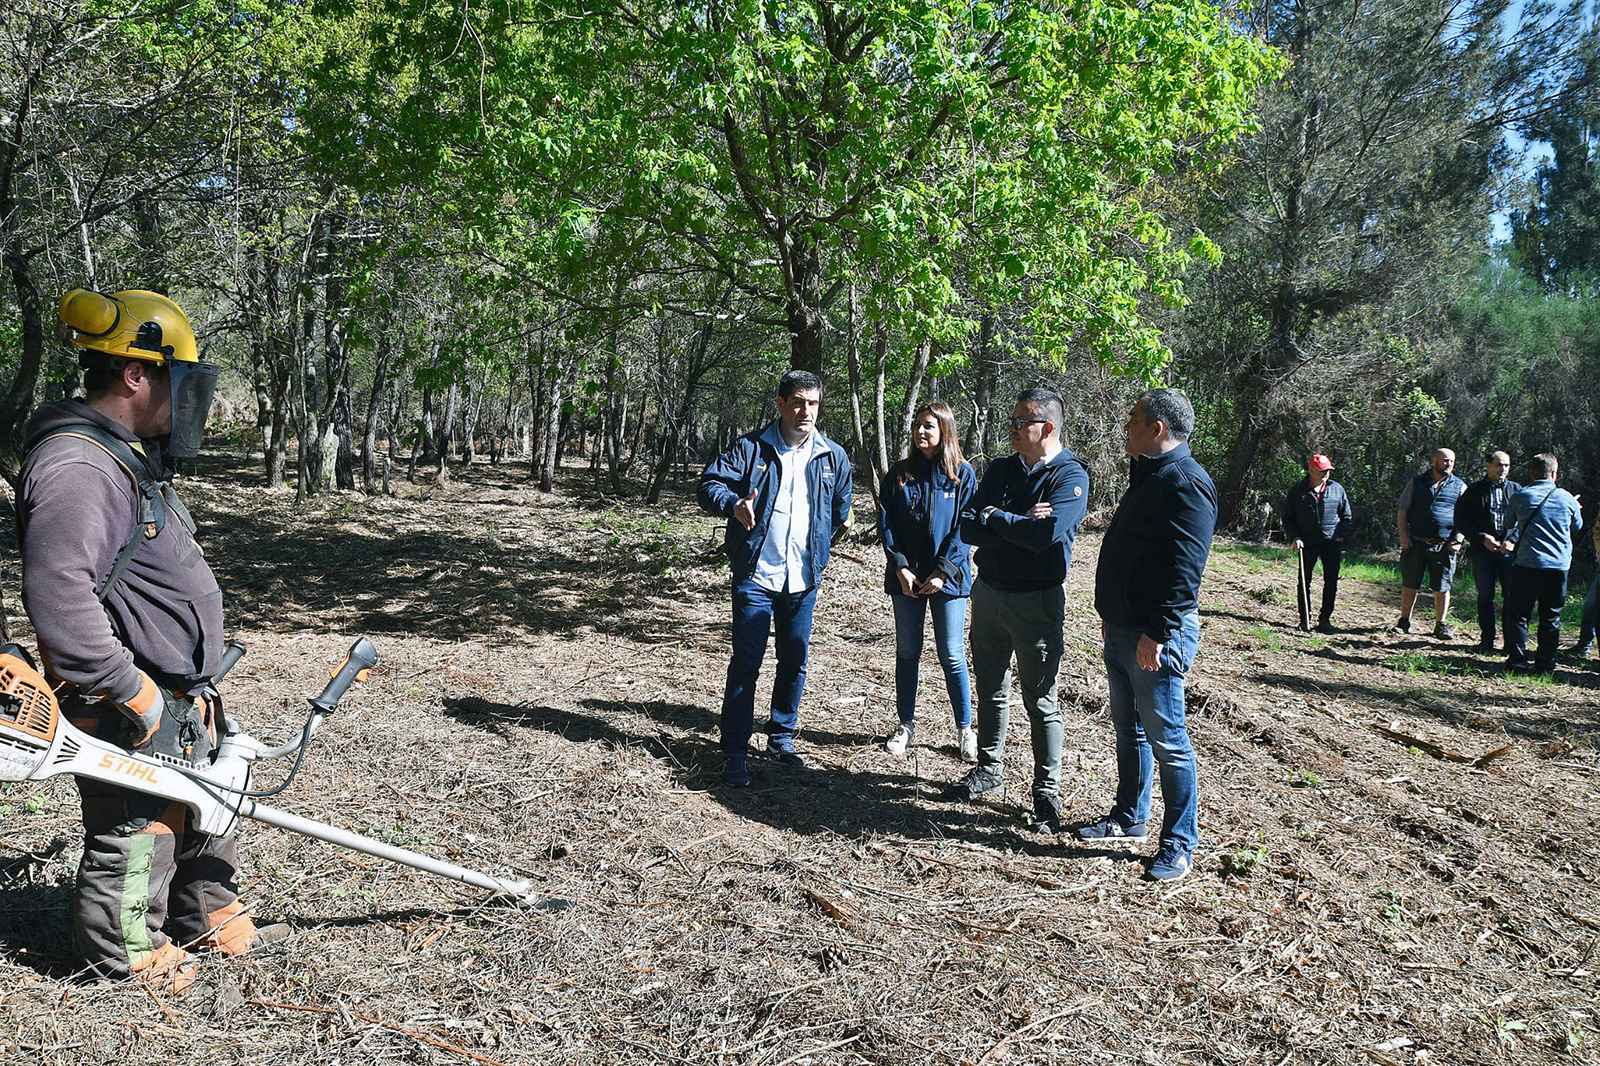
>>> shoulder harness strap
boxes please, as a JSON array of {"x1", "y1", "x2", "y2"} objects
[{"x1": 26, "y1": 424, "x2": 192, "y2": 603}]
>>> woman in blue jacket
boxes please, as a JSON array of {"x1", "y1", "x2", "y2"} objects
[{"x1": 876, "y1": 403, "x2": 978, "y2": 760}]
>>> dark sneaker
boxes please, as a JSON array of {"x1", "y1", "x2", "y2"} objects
[
  {"x1": 1147, "y1": 845, "x2": 1194, "y2": 883},
  {"x1": 1565, "y1": 644, "x2": 1593, "y2": 662},
  {"x1": 1074, "y1": 815, "x2": 1149, "y2": 843},
  {"x1": 1434, "y1": 622, "x2": 1455, "y2": 641},
  {"x1": 722, "y1": 753, "x2": 749, "y2": 787},
  {"x1": 767, "y1": 740, "x2": 805, "y2": 768},
  {"x1": 1391, "y1": 616, "x2": 1411, "y2": 634},
  {"x1": 1316, "y1": 619, "x2": 1336, "y2": 635},
  {"x1": 1033, "y1": 793, "x2": 1062, "y2": 835},
  {"x1": 944, "y1": 765, "x2": 1002, "y2": 801},
  {"x1": 1476, "y1": 638, "x2": 1496, "y2": 653}
]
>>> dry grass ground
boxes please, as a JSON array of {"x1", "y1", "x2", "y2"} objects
[{"x1": 2, "y1": 457, "x2": 1597, "y2": 1065}]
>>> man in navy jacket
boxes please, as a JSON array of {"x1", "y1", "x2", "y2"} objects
[
  {"x1": 1282, "y1": 454, "x2": 1353, "y2": 633},
  {"x1": 698, "y1": 370, "x2": 853, "y2": 786},
  {"x1": 1079, "y1": 388, "x2": 1217, "y2": 883},
  {"x1": 944, "y1": 387, "x2": 1090, "y2": 835}
]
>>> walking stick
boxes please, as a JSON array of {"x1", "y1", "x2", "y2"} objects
[{"x1": 1296, "y1": 544, "x2": 1312, "y2": 631}]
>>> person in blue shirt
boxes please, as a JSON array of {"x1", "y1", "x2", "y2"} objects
[
  {"x1": 698, "y1": 370, "x2": 853, "y2": 786},
  {"x1": 1393, "y1": 448, "x2": 1467, "y2": 639},
  {"x1": 1502, "y1": 453, "x2": 1585, "y2": 675},
  {"x1": 876, "y1": 403, "x2": 978, "y2": 760}
]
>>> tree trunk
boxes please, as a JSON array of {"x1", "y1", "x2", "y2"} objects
[
  {"x1": 785, "y1": 238, "x2": 826, "y2": 375},
  {"x1": 842, "y1": 285, "x2": 881, "y2": 501},
  {"x1": 0, "y1": 254, "x2": 45, "y2": 485},
  {"x1": 895, "y1": 338, "x2": 933, "y2": 462},
  {"x1": 964, "y1": 314, "x2": 998, "y2": 460},
  {"x1": 870, "y1": 324, "x2": 890, "y2": 482},
  {"x1": 361, "y1": 331, "x2": 394, "y2": 494}
]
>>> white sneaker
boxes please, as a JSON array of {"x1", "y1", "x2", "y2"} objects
[
  {"x1": 958, "y1": 727, "x2": 978, "y2": 763},
  {"x1": 884, "y1": 723, "x2": 913, "y2": 756}
]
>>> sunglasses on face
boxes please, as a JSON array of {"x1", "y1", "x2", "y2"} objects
[{"x1": 1008, "y1": 418, "x2": 1047, "y2": 430}]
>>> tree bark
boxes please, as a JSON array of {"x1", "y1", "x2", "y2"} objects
[
  {"x1": 895, "y1": 338, "x2": 933, "y2": 463},
  {"x1": 361, "y1": 330, "x2": 394, "y2": 494},
  {"x1": 964, "y1": 314, "x2": 998, "y2": 460}
]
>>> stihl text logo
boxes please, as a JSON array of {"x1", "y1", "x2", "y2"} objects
[{"x1": 98, "y1": 752, "x2": 161, "y2": 784}]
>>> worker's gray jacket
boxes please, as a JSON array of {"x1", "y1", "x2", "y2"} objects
[{"x1": 17, "y1": 401, "x2": 223, "y2": 702}]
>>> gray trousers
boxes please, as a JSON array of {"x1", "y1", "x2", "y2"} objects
[{"x1": 969, "y1": 577, "x2": 1065, "y2": 802}]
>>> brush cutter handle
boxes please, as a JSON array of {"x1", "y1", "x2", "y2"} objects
[
  {"x1": 214, "y1": 641, "x2": 247, "y2": 684},
  {"x1": 309, "y1": 637, "x2": 379, "y2": 713}
]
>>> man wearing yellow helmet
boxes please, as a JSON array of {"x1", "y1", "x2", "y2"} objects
[{"x1": 14, "y1": 289, "x2": 265, "y2": 994}]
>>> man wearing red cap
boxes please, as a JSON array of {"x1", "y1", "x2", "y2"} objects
[{"x1": 1283, "y1": 454, "x2": 1353, "y2": 633}]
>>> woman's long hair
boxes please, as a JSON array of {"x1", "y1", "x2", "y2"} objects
[{"x1": 899, "y1": 402, "x2": 966, "y2": 484}]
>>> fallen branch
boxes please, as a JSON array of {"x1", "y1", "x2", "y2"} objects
[
  {"x1": 1473, "y1": 743, "x2": 1515, "y2": 769},
  {"x1": 1373, "y1": 724, "x2": 1511, "y2": 769},
  {"x1": 247, "y1": 999, "x2": 516, "y2": 1066},
  {"x1": 802, "y1": 887, "x2": 855, "y2": 929}
]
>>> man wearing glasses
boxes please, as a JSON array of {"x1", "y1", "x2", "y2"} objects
[{"x1": 944, "y1": 388, "x2": 1090, "y2": 835}]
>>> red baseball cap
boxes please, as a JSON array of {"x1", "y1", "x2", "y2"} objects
[{"x1": 1309, "y1": 454, "x2": 1334, "y2": 470}]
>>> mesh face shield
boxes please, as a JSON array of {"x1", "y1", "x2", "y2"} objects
[{"x1": 167, "y1": 359, "x2": 219, "y2": 459}]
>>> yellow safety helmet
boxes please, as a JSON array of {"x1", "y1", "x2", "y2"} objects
[
  {"x1": 58, "y1": 287, "x2": 218, "y2": 459},
  {"x1": 59, "y1": 288, "x2": 199, "y2": 366}
]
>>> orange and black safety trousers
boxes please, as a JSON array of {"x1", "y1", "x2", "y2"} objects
[{"x1": 67, "y1": 699, "x2": 255, "y2": 982}]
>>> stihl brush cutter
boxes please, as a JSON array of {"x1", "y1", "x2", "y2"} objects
[{"x1": 0, "y1": 637, "x2": 563, "y2": 910}]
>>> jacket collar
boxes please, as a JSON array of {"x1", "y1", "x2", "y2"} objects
[{"x1": 1131, "y1": 442, "x2": 1191, "y2": 480}]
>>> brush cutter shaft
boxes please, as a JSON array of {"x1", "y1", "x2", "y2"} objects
[
  {"x1": 0, "y1": 638, "x2": 549, "y2": 907},
  {"x1": 241, "y1": 801, "x2": 537, "y2": 903}
]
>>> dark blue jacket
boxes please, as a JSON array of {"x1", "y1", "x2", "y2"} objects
[
  {"x1": 877, "y1": 456, "x2": 977, "y2": 598},
  {"x1": 1095, "y1": 444, "x2": 1218, "y2": 645},
  {"x1": 697, "y1": 424, "x2": 853, "y2": 588},
  {"x1": 1283, "y1": 477, "x2": 1353, "y2": 543},
  {"x1": 959, "y1": 448, "x2": 1090, "y2": 592},
  {"x1": 1454, "y1": 476, "x2": 1522, "y2": 547},
  {"x1": 1400, "y1": 471, "x2": 1466, "y2": 541}
]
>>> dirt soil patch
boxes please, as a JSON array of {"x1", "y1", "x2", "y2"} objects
[{"x1": 3, "y1": 458, "x2": 1597, "y2": 1064}]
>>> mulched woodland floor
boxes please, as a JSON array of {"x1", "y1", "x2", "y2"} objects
[{"x1": 1, "y1": 456, "x2": 1597, "y2": 1065}]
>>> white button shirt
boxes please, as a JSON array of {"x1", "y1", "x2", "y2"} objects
[{"x1": 752, "y1": 423, "x2": 815, "y2": 593}]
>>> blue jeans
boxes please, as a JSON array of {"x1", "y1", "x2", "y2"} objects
[
  {"x1": 721, "y1": 580, "x2": 817, "y2": 755},
  {"x1": 1103, "y1": 614, "x2": 1201, "y2": 854},
  {"x1": 1578, "y1": 572, "x2": 1597, "y2": 651},
  {"x1": 891, "y1": 592, "x2": 971, "y2": 728},
  {"x1": 1470, "y1": 547, "x2": 1515, "y2": 646}
]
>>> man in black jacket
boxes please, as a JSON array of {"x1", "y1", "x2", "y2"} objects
[
  {"x1": 1077, "y1": 388, "x2": 1216, "y2": 883},
  {"x1": 944, "y1": 388, "x2": 1090, "y2": 834},
  {"x1": 1454, "y1": 451, "x2": 1520, "y2": 652},
  {"x1": 1282, "y1": 454, "x2": 1353, "y2": 633}
]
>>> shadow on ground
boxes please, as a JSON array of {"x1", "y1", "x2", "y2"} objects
[{"x1": 440, "y1": 695, "x2": 1110, "y2": 857}]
